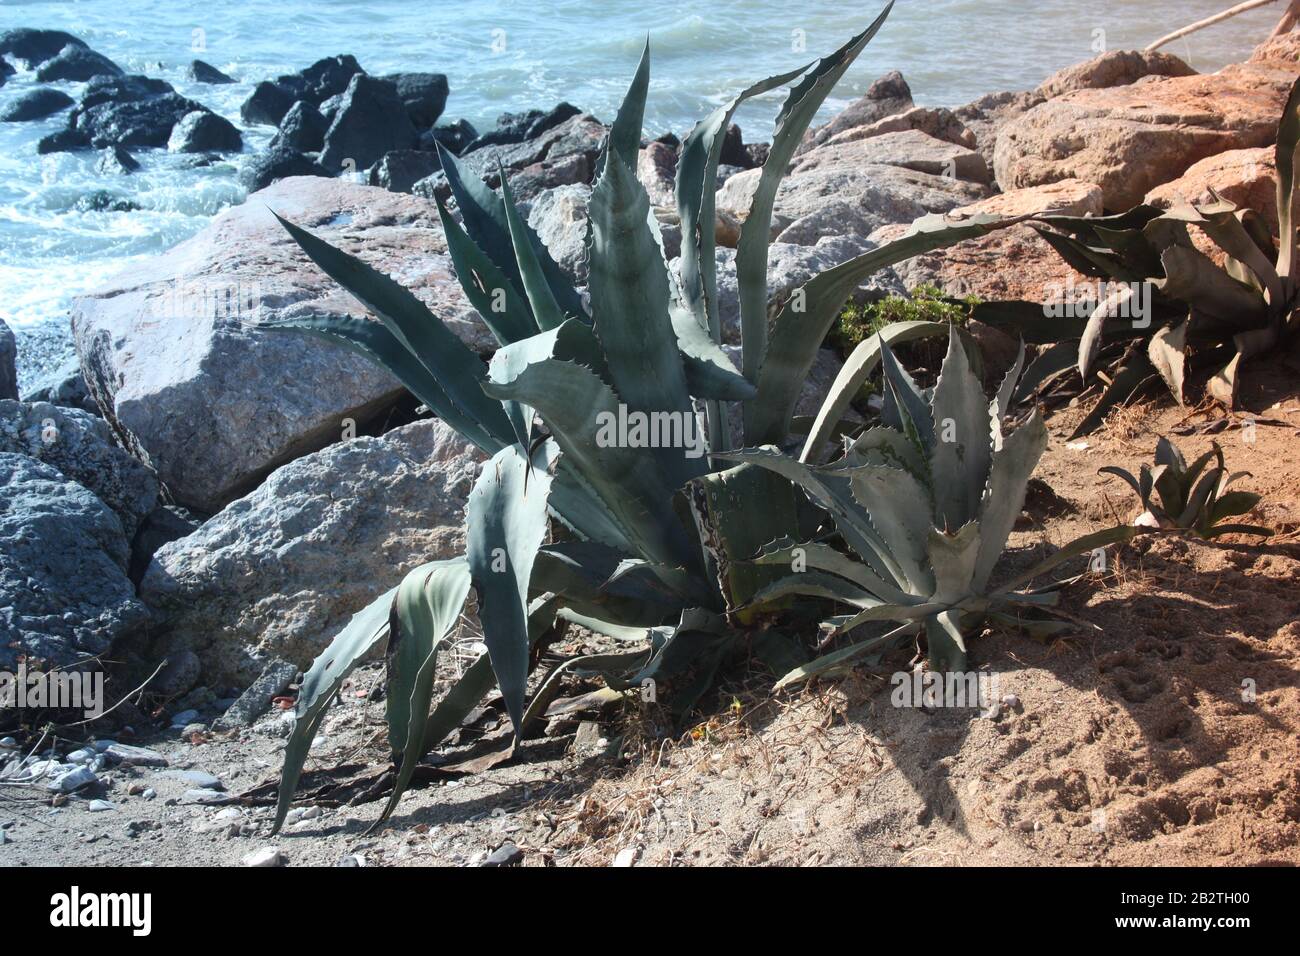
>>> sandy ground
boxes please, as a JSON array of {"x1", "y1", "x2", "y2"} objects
[{"x1": 3, "y1": 343, "x2": 1299, "y2": 868}]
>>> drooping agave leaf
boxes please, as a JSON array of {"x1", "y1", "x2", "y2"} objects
[
  {"x1": 994, "y1": 524, "x2": 1136, "y2": 594},
  {"x1": 1208, "y1": 490, "x2": 1261, "y2": 525},
  {"x1": 271, "y1": 213, "x2": 515, "y2": 446},
  {"x1": 1078, "y1": 283, "x2": 1141, "y2": 381},
  {"x1": 377, "y1": 558, "x2": 473, "y2": 828},
  {"x1": 1274, "y1": 76, "x2": 1300, "y2": 286},
  {"x1": 1147, "y1": 319, "x2": 1189, "y2": 403},
  {"x1": 736, "y1": 4, "x2": 894, "y2": 382},
  {"x1": 437, "y1": 144, "x2": 587, "y2": 320},
  {"x1": 435, "y1": 197, "x2": 537, "y2": 345},
  {"x1": 746, "y1": 570, "x2": 884, "y2": 610},
  {"x1": 1031, "y1": 227, "x2": 1135, "y2": 280},
  {"x1": 746, "y1": 213, "x2": 1012, "y2": 446},
  {"x1": 1170, "y1": 199, "x2": 1284, "y2": 306},
  {"x1": 1012, "y1": 340, "x2": 1078, "y2": 405},
  {"x1": 272, "y1": 566, "x2": 425, "y2": 834},
  {"x1": 750, "y1": 537, "x2": 914, "y2": 605},
  {"x1": 774, "y1": 620, "x2": 918, "y2": 689},
  {"x1": 518, "y1": 650, "x2": 646, "y2": 736},
  {"x1": 670, "y1": 304, "x2": 757, "y2": 401},
  {"x1": 966, "y1": 300, "x2": 1137, "y2": 345},
  {"x1": 801, "y1": 320, "x2": 950, "y2": 462},
  {"x1": 930, "y1": 329, "x2": 993, "y2": 529},
  {"x1": 972, "y1": 410, "x2": 1049, "y2": 591},
  {"x1": 531, "y1": 542, "x2": 681, "y2": 625},
  {"x1": 628, "y1": 608, "x2": 734, "y2": 721},
  {"x1": 1157, "y1": 246, "x2": 1268, "y2": 326},
  {"x1": 466, "y1": 441, "x2": 558, "y2": 737},
  {"x1": 260, "y1": 314, "x2": 506, "y2": 453}
]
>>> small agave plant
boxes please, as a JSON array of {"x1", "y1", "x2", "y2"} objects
[
  {"x1": 260, "y1": 1, "x2": 1036, "y2": 832},
  {"x1": 722, "y1": 330, "x2": 1135, "y2": 680},
  {"x1": 1101, "y1": 438, "x2": 1271, "y2": 540}
]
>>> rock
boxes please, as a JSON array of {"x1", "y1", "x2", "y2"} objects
[
  {"x1": 819, "y1": 105, "x2": 976, "y2": 150},
  {"x1": 0, "y1": 400, "x2": 159, "y2": 540},
  {"x1": 452, "y1": 112, "x2": 606, "y2": 202},
  {"x1": 744, "y1": 142, "x2": 769, "y2": 168},
  {"x1": 368, "y1": 149, "x2": 442, "y2": 193},
  {"x1": 715, "y1": 168, "x2": 762, "y2": 224},
  {"x1": 481, "y1": 843, "x2": 523, "y2": 867},
  {"x1": 48, "y1": 766, "x2": 98, "y2": 792},
  {"x1": 1145, "y1": 147, "x2": 1278, "y2": 229},
  {"x1": 187, "y1": 59, "x2": 234, "y2": 84},
  {"x1": 806, "y1": 70, "x2": 913, "y2": 150},
  {"x1": 638, "y1": 141, "x2": 677, "y2": 206},
  {"x1": 381, "y1": 72, "x2": 449, "y2": 128},
  {"x1": 1, "y1": 87, "x2": 75, "y2": 122},
  {"x1": 241, "y1": 55, "x2": 364, "y2": 126},
  {"x1": 57, "y1": 81, "x2": 213, "y2": 152},
  {"x1": 952, "y1": 179, "x2": 1104, "y2": 218},
  {"x1": 791, "y1": 130, "x2": 990, "y2": 184},
  {"x1": 35, "y1": 44, "x2": 122, "y2": 83},
  {"x1": 466, "y1": 102, "x2": 581, "y2": 152},
  {"x1": 103, "y1": 744, "x2": 168, "y2": 768},
  {"x1": 181, "y1": 788, "x2": 226, "y2": 805},
  {"x1": 526, "y1": 184, "x2": 591, "y2": 283},
  {"x1": 719, "y1": 123, "x2": 748, "y2": 167},
  {"x1": 242, "y1": 847, "x2": 285, "y2": 867},
  {"x1": 71, "y1": 177, "x2": 491, "y2": 510},
  {"x1": 994, "y1": 41, "x2": 1300, "y2": 210},
  {"x1": 954, "y1": 90, "x2": 1046, "y2": 170},
  {"x1": 213, "y1": 659, "x2": 298, "y2": 729},
  {"x1": 163, "y1": 770, "x2": 223, "y2": 790},
  {"x1": 138, "y1": 418, "x2": 484, "y2": 682},
  {"x1": 129, "y1": 503, "x2": 201, "y2": 584},
  {"x1": 150, "y1": 650, "x2": 203, "y2": 699},
  {"x1": 167, "y1": 110, "x2": 241, "y2": 153},
  {"x1": 78, "y1": 74, "x2": 173, "y2": 110},
  {"x1": 95, "y1": 144, "x2": 140, "y2": 175},
  {"x1": 419, "y1": 118, "x2": 478, "y2": 155},
  {"x1": 612, "y1": 846, "x2": 639, "y2": 867},
  {"x1": 87, "y1": 799, "x2": 114, "y2": 812},
  {"x1": 169, "y1": 708, "x2": 200, "y2": 726},
  {"x1": 21, "y1": 356, "x2": 96, "y2": 415},
  {"x1": 1038, "y1": 50, "x2": 1196, "y2": 99},
  {"x1": 269, "y1": 100, "x2": 328, "y2": 153},
  {"x1": 73, "y1": 190, "x2": 139, "y2": 213},
  {"x1": 0, "y1": 320, "x2": 14, "y2": 401},
  {"x1": 0, "y1": 453, "x2": 147, "y2": 669},
  {"x1": 319, "y1": 74, "x2": 417, "y2": 172},
  {"x1": 0, "y1": 29, "x2": 88, "y2": 68},
  {"x1": 239, "y1": 145, "x2": 328, "y2": 192},
  {"x1": 240, "y1": 80, "x2": 297, "y2": 127}
]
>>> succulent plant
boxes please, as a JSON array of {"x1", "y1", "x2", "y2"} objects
[
  {"x1": 720, "y1": 330, "x2": 1134, "y2": 681},
  {"x1": 1101, "y1": 438, "x2": 1271, "y2": 540}
]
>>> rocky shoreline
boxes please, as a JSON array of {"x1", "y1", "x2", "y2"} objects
[{"x1": 2, "y1": 24, "x2": 1299, "y2": 794}]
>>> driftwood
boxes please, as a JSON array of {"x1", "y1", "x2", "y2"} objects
[{"x1": 1145, "y1": 0, "x2": 1293, "y2": 53}]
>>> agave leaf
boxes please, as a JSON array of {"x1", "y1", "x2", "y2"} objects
[
  {"x1": 991, "y1": 339, "x2": 1026, "y2": 430},
  {"x1": 847, "y1": 464, "x2": 935, "y2": 594},
  {"x1": 877, "y1": 334, "x2": 935, "y2": 453},
  {"x1": 774, "y1": 620, "x2": 918, "y2": 689},
  {"x1": 750, "y1": 537, "x2": 915, "y2": 605},
  {"x1": 842, "y1": 425, "x2": 928, "y2": 477},
  {"x1": 928, "y1": 521, "x2": 981, "y2": 605},
  {"x1": 467, "y1": 441, "x2": 558, "y2": 737},
  {"x1": 1158, "y1": 246, "x2": 1268, "y2": 326},
  {"x1": 1209, "y1": 490, "x2": 1261, "y2": 524},
  {"x1": 556, "y1": 606, "x2": 656, "y2": 643},
  {"x1": 800, "y1": 320, "x2": 950, "y2": 462},
  {"x1": 829, "y1": 601, "x2": 948, "y2": 634},
  {"x1": 273, "y1": 567, "x2": 421, "y2": 834},
  {"x1": 1274, "y1": 77, "x2": 1300, "y2": 287},
  {"x1": 1068, "y1": 354, "x2": 1156, "y2": 439},
  {"x1": 1207, "y1": 350, "x2": 1243, "y2": 407},
  {"x1": 531, "y1": 542, "x2": 680, "y2": 625},
  {"x1": 376, "y1": 558, "x2": 473, "y2": 829},
  {"x1": 987, "y1": 611, "x2": 1077, "y2": 640},
  {"x1": 995, "y1": 525, "x2": 1136, "y2": 595},
  {"x1": 747, "y1": 570, "x2": 885, "y2": 610},
  {"x1": 518, "y1": 650, "x2": 645, "y2": 736},
  {"x1": 930, "y1": 329, "x2": 993, "y2": 529},
  {"x1": 736, "y1": 5, "x2": 894, "y2": 382},
  {"x1": 605, "y1": 39, "x2": 650, "y2": 175},
  {"x1": 1147, "y1": 319, "x2": 1189, "y2": 404},
  {"x1": 437, "y1": 144, "x2": 586, "y2": 320},
  {"x1": 435, "y1": 198, "x2": 537, "y2": 345},
  {"x1": 1175, "y1": 466, "x2": 1223, "y2": 528},
  {"x1": 1203, "y1": 522, "x2": 1272, "y2": 538},
  {"x1": 924, "y1": 608, "x2": 968, "y2": 673},
  {"x1": 1012, "y1": 340, "x2": 1076, "y2": 405},
  {"x1": 972, "y1": 410, "x2": 1049, "y2": 591},
  {"x1": 271, "y1": 213, "x2": 515, "y2": 447},
  {"x1": 499, "y1": 167, "x2": 568, "y2": 331},
  {"x1": 1099, "y1": 465, "x2": 1143, "y2": 500},
  {"x1": 1182, "y1": 202, "x2": 1284, "y2": 307},
  {"x1": 1032, "y1": 227, "x2": 1136, "y2": 280},
  {"x1": 670, "y1": 304, "x2": 757, "y2": 401},
  {"x1": 1078, "y1": 283, "x2": 1142, "y2": 381}
]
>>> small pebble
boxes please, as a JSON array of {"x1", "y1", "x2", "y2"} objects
[
  {"x1": 241, "y1": 846, "x2": 286, "y2": 867},
  {"x1": 87, "y1": 799, "x2": 114, "y2": 812},
  {"x1": 480, "y1": 843, "x2": 523, "y2": 867}
]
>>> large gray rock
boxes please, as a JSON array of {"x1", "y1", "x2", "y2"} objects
[
  {"x1": 71, "y1": 176, "x2": 491, "y2": 512},
  {"x1": 139, "y1": 418, "x2": 485, "y2": 684},
  {"x1": 167, "y1": 110, "x2": 241, "y2": 154},
  {"x1": 1, "y1": 87, "x2": 75, "y2": 122},
  {"x1": 526, "y1": 184, "x2": 591, "y2": 283},
  {"x1": 805, "y1": 70, "x2": 913, "y2": 151},
  {"x1": 954, "y1": 90, "x2": 1046, "y2": 170},
  {"x1": 448, "y1": 112, "x2": 607, "y2": 201},
  {"x1": 790, "y1": 130, "x2": 990, "y2": 185},
  {"x1": 0, "y1": 453, "x2": 148, "y2": 669},
  {"x1": 0, "y1": 400, "x2": 158, "y2": 540},
  {"x1": 35, "y1": 44, "x2": 122, "y2": 83},
  {"x1": 318, "y1": 74, "x2": 417, "y2": 172},
  {"x1": 0, "y1": 319, "x2": 15, "y2": 400}
]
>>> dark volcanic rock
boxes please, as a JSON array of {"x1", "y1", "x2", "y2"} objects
[
  {"x1": 0, "y1": 87, "x2": 74, "y2": 122},
  {"x1": 240, "y1": 54, "x2": 364, "y2": 125},
  {"x1": 72, "y1": 91, "x2": 211, "y2": 151},
  {"x1": 465, "y1": 101, "x2": 581, "y2": 152},
  {"x1": 36, "y1": 44, "x2": 123, "y2": 83},
  {"x1": 167, "y1": 110, "x2": 241, "y2": 153},
  {"x1": 318, "y1": 74, "x2": 416, "y2": 172},
  {"x1": 270, "y1": 100, "x2": 328, "y2": 152},
  {"x1": 37, "y1": 127, "x2": 88, "y2": 154},
  {"x1": 96, "y1": 144, "x2": 140, "y2": 175},
  {"x1": 0, "y1": 29, "x2": 88, "y2": 68},
  {"x1": 418, "y1": 118, "x2": 478, "y2": 155},
  {"x1": 0, "y1": 320, "x2": 15, "y2": 401},
  {"x1": 449, "y1": 111, "x2": 606, "y2": 201},
  {"x1": 719, "y1": 123, "x2": 748, "y2": 168},
  {"x1": 187, "y1": 59, "x2": 235, "y2": 84},
  {"x1": 241, "y1": 80, "x2": 296, "y2": 126},
  {"x1": 239, "y1": 145, "x2": 328, "y2": 192},
  {"x1": 368, "y1": 149, "x2": 442, "y2": 193},
  {"x1": 79, "y1": 74, "x2": 174, "y2": 110},
  {"x1": 73, "y1": 190, "x2": 139, "y2": 213},
  {"x1": 381, "y1": 71, "x2": 449, "y2": 128}
]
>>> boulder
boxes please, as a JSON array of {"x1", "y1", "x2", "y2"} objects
[
  {"x1": 138, "y1": 418, "x2": 484, "y2": 684},
  {"x1": 419, "y1": 118, "x2": 478, "y2": 155},
  {"x1": 455, "y1": 112, "x2": 605, "y2": 191},
  {"x1": 238, "y1": 145, "x2": 328, "y2": 192},
  {"x1": 465, "y1": 102, "x2": 581, "y2": 151},
  {"x1": 527, "y1": 184, "x2": 591, "y2": 283},
  {"x1": 96, "y1": 144, "x2": 140, "y2": 174},
  {"x1": 0, "y1": 453, "x2": 149, "y2": 670},
  {"x1": 0, "y1": 399, "x2": 159, "y2": 540},
  {"x1": 719, "y1": 123, "x2": 749, "y2": 168},
  {"x1": 240, "y1": 54, "x2": 364, "y2": 125},
  {"x1": 381, "y1": 72, "x2": 449, "y2": 128},
  {"x1": 819, "y1": 105, "x2": 976, "y2": 150},
  {"x1": 1145, "y1": 147, "x2": 1278, "y2": 229},
  {"x1": 368, "y1": 149, "x2": 442, "y2": 193},
  {"x1": 994, "y1": 39, "x2": 1300, "y2": 210},
  {"x1": 318, "y1": 74, "x2": 417, "y2": 172},
  {"x1": 35, "y1": 44, "x2": 123, "y2": 82},
  {"x1": 167, "y1": 110, "x2": 241, "y2": 153},
  {"x1": 269, "y1": 100, "x2": 328, "y2": 152},
  {"x1": 0, "y1": 320, "x2": 15, "y2": 400},
  {"x1": 240, "y1": 80, "x2": 296, "y2": 127},
  {"x1": 20, "y1": 356, "x2": 96, "y2": 415},
  {"x1": 952, "y1": 178, "x2": 1104, "y2": 218},
  {"x1": 70, "y1": 176, "x2": 490, "y2": 511},
  {"x1": 0, "y1": 29, "x2": 87, "y2": 68},
  {"x1": 791, "y1": 129, "x2": 991, "y2": 184},
  {"x1": 954, "y1": 90, "x2": 1045, "y2": 169},
  {"x1": 637, "y1": 140, "x2": 677, "y2": 206},
  {"x1": 805, "y1": 70, "x2": 913, "y2": 150},
  {"x1": 42, "y1": 78, "x2": 214, "y2": 152},
  {"x1": 187, "y1": 60, "x2": 234, "y2": 84},
  {"x1": 1, "y1": 87, "x2": 74, "y2": 122},
  {"x1": 1037, "y1": 50, "x2": 1196, "y2": 99}
]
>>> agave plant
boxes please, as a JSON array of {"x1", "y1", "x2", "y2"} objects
[
  {"x1": 261, "y1": 2, "x2": 1036, "y2": 831},
  {"x1": 971, "y1": 76, "x2": 1300, "y2": 436},
  {"x1": 721, "y1": 330, "x2": 1134, "y2": 681},
  {"x1": 1100, "y1": 437, "x2": 1271, "y2": 540}
]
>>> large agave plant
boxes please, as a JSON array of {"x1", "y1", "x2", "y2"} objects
[
  {"x1": 722, "y1": 330, "x2": 1134, "y2": 682},
  {"x1": 261, "y1": 2, "x2": 1030, "y2": 831},
  {"x1": 972, "y1": 76, "x2": 1300, "y2": 436}
]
